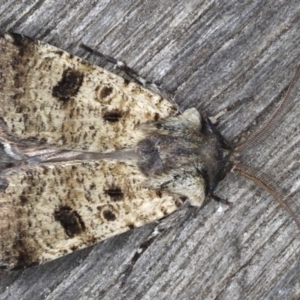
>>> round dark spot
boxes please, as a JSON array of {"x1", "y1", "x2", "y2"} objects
[
  {"x1": 54, "y1": 206, "x2": 85, "y2": 237},
  {"x1": 103, "y1": 210, "x2": 116, "y2": 221},
  {"x1": 52, "y1": 68, "x2": 84, "y2": 101},
  {"x1": 100, "y1": 86, "x2": 113, "y2": 98},
  {"x1": 154, "y1": 113, "x2": 160, "y2": 121}
]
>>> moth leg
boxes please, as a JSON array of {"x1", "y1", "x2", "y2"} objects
[
  {"x1": 208, "y1": 109, "x2": 227, "y2": 124},
  {"x1": 208, "y1": 98, "x2": 250, "y2": 124},
  {"x1": 120, "y1": 204, "x2": 189, "y2": 288},
  {"x1": 80, "y1": 44, "x2": 179, "y2": 110},
  {"x1": 210, "y1": 193, "x2": 232, "y2": 208},
  {"x1": 120, "y1": 230, "x2": 158, "y2": 288}
]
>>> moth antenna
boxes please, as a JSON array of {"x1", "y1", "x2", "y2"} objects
[
  {"x1": 235, "y1": 65, "x2": 300, "y2": 153},
  {"x1": 233, "y1": 164, "x2": 300, "y2": 229}
]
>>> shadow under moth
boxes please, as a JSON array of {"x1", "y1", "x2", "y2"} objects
[{"x1": 0, "y1": 32, "x2": 299, "y2": 270}]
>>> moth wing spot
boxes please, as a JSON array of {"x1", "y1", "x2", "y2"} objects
[
  {"x1": 126, "y1": 223, "x2": 135, "y2": 229},
  {"x1": 100, "y1": 86, "x2": 113, "y2": 98},
  {"x1": 156, "y1": 191, "x2": 162, "y2": 198},
  {"x1": 52, "y1": 67, "x2": 84, "y2": 101},
  {"x1": 103, "y1": 110, "x2": 123, "y2": 122},
  {"x1": 154, "y1": 113, "x2": 160, "y2": 121},
  {"x1": 54, "y1": 50, "x2": 64, "y2": 56},
  {"x1": 19, "y1": 195, "x2": 28, "y2": 205},
  {"x1": 103, "y1": 209, "x2": 117, "y2": 221},
  {"x1": 54, "y1": 205, "x2": 86, "y2": 237},
  {"x1": 97, "y1": 205, "x2": 118, "y2": 222},
  {"x1": 104, "y1": 187, "x2": 124, "y2": 201},
  {"x1": 95, "y1": 84, "x2": 116, "y2": 103}
]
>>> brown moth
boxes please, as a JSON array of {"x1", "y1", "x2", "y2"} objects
[{"x1": 0, "y1": 32, "x2": 299, "y2": 270}]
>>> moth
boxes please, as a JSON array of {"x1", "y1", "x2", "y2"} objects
[{"x1": 0, "y1": 32, "x2": 299, "y2": 270}]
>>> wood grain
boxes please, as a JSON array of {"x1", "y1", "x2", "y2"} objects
[{"x1": 0, "y1": 1, "x2": 300, "y2": 299}]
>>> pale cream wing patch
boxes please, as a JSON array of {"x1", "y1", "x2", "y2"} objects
[
  {"x1": 0, "y1": 33, "x2": 177, "y2": 152},
  {"x1": 0, "y1": 160, "x2": 185, "y2": 269}
]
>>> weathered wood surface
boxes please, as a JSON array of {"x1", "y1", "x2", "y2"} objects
[{"x1": 1, "y1": 1, "x2": 300, "y2": 299}]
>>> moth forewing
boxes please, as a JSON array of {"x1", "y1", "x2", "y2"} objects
[
  {"x1": 0, "y1": 159, "x2": 184, "y2": 268},
  {"x1": 0, "y1": 33, "x2": 176, "y2": 153}
]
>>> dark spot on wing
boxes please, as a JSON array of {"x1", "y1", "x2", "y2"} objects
[
  {"x1": 52, "y1": 68, "x2": 84, "y2": 101},
  {"x1": 103, "y1": 210, "x2": 116, "y2": 221},
  {"x1": 19, "y1": 195, "x2": 28, "y2": 205},
  {"x1": 156, "y1": 191, "x2": 162, "y2": 198},
  {"x1": 105, "y1": 187, "x2": 124, "y2": 201},
  {"x1": 55, "y1": 50, "x2": 64, "y2": 56},
  {"x1": 100, "y1": 86, "x2": 113, "y2": 98},
  {"x1": 154, "y1": 113, "x2": 160, "y2": 121},
  {"x1": 54, "y1": 205, "x2": 85, "y2": 237},
  {"x1": 123, "y1": 78, "x2": 129, "y2": 86},
  {"x1": 71, "y1": 245, "x2": 79, "y2": 251},
  {"x1": 127, "y1": 223, "x2": 135, "y2": 229},
  {"x1": 90, "y1": 183, "x2": 96, "y2": 190},
  {"x1": 103, "y1": 110, "x2": 123, "y2": 122}
]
